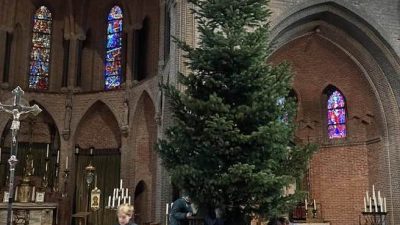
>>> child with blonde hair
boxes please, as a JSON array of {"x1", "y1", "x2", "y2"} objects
[{"x1": 116, "y1": 204, "x2": 137, "y2": 225}]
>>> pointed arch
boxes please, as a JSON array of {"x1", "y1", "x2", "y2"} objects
[
  {"x1": 28, "y1": 5, "x2": 53, "y2": 90},
  {"x1": 74, "y1": 100, "x2": 121, "y2": 149},
  {"x1": 104, "y1": 5, "x2": 124, "y2": 90}
]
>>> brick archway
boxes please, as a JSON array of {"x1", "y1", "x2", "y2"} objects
[{"x1": 269, "y1": 3, "x2": 400, "y2": 224}]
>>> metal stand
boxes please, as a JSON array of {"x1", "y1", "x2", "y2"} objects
[{"x1": 360, "y1": 212, "x2": 387, "y2": 225}]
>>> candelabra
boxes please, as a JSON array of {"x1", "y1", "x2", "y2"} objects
[
  {"x1": 105, "y1": 179, "x2": 132, "y2": 210},
  {"x1": 360, "y1": 185, "x2": 387, "y2": 225}
]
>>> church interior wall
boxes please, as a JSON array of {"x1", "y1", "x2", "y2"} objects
[
  {"x1": 270, "y1": 33, "x2": 385, "y2": 225},
  {"x1": 0, "y1": 0, "x2": 166, "y2": 224}
]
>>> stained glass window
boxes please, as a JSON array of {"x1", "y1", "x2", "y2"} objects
[
  {"x1": 104, "y1": 6, "x2": 123, "y2": 90},
  {"x1": 327, "y1": 90, "x2": 347, "y2": 139},
  {"x1": 29, "y1": 6, "x2": 52, "y2": 90}
]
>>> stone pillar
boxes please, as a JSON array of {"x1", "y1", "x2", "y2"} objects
[{"x1": 58, "y1": 139, "x2": 74, "y2": 225}]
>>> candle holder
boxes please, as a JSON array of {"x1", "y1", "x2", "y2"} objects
[
  {"x1": 360, "y1": 212, "x2": 387, "y2": 225},
  {"x1": 53, "y1": 162, "x2": 59, "y2": 192},
  {"x1": 312, "y1": 209, "x2": 317, "y2": 218},
  {"x1": 105, "y1": 179, "x2": 132, "y2": 210},
  {"x1": 62, "y1": 169, "x2": 70, "y2": 198}
]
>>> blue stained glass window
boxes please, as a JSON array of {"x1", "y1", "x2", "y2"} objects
[
  {"x1": 104, "y1": 5, "x2": 123, "y2": 90},
  {"x1": 327, "y1": 90, "x2": 347, "y2": 139},
  {"x1": 29, "y1": 6, "x2": 52, "y2": 90}
]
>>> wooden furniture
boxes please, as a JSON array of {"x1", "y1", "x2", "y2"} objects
[
  {"x1": 72, "y1": 211, "x2": 91, "y2": 225},
  {"x1": 0, "y1": 202, "x2": 58, "y2": 225}
]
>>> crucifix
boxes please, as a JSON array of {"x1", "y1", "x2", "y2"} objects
[{"x1": 0, "y1": 86, "x2": 41, "y2": 225}]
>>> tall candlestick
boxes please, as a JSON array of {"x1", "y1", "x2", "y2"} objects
[
  {"x1": 66, "y1": 156, "x2": 69, "y2": 170},
  {"x1": 364, "y1": 197, "x2": 367, "y2": 212},
  {"x1": 46, "y1": 144, "x2": 49, "y2": 158}
]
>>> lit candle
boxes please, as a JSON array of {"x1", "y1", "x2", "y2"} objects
[
  {"x1": 108, "y1": 196, "x2": 111, "y2": 207},
  {"x1": 313, "y1": 199, "x2": 316, "y2": 210},
  {"x1": 364, "y1": 197, "x2": 367, "y2": 212},
  {"x1": 120, "y1": 179, "x2": 123, "y2": 189},
  {"x1": 305, "y1": 199, "x2": 308, "y2": 210},
  {"x1": 66, "y1": 156, "x2": 69, "y2": 170},
  {"x1": 46, "y1": 144, "x2": 49, "y2": 158},
  {"x1": 57, "y1": 150, "x2": 60, "y2": 163}
]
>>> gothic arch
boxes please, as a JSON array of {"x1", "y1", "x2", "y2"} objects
[
  {"x1": 130, "y1": 91, "x2": 157, "y2": 221},
  {"x1": 269, "y1": 2, "x2": 400, "y2": 224},
  {"x1": 74, "y1": 100, "x2": 121, "y2": 149}
]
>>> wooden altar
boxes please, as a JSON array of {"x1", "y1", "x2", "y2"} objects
[{"x1": 0, "y1": 202, "x2": 58, "y2": 225}]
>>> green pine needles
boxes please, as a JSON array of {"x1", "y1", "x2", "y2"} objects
[{"x1": 157, "y1": 0, "x2": 314, "y2": 224}]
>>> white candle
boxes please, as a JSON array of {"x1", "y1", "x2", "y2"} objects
[
  {"x1": 32, "y1": 186, "x2": 35, "y2": 202},
  {"x1": 46, "y1": 144, "x2": 49, "y2": 158},
  {"x1": 366, "y1": 191, "x2": 369, "y2": 201},
  {"x1": 90, "y1": 148, "x2": 93, "y2": 155},
  {"x1": 75, "y1": 147, "x2": 79, "y2": 154},
  {"x1": 384, "y1": 198, "x2": 387, "y2": 213},
  {"x1": 166, "y1": 203, "x2": 169, "y2": 214},
  {"x1": 313, "y1": 199, "x2": 316, "y2": 210},
  {"x1": 112, "y1": 195, "x2": 115, "y2": 208},
  {"x1": 45, "y1": 163, "x2": 48, "y2": 172},
  {"x1": 126, "y1": 188, "x2": 128, "y2": 198},
  {"x1": 128, "y1": 196, "x2": 131, "y2": 205},
  {"x1": 57, "y1": 150, "x2": 60, "y2": 163},
  {"x1": 364, "y1": 197, "x2": 367, "y2": 212},
  {"x1": 305, "y1": 199, "x2": 308, "y2": 210},
  {"x1": 120, "y1": 179, "x2": 123, "y2": 189},
  {"x1": 369, "y1": 197, "x2": 372, "y2": 212},
  {"x1": 122, "y1": 188, "x2": 125, "y2": 199},
  {"x1": 108, "y1": 196, "x2": 111, "y2": 207},
  {"x1": 118, "y1": 196, "x2": 121, "y2": 206},
  {"x1": 66, "y1": 156, "x2": 69, "y2": 170}
]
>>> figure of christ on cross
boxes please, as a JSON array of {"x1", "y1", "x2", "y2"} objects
[{"x1": 0, "y1": 86, "x2": 42, "y2": 225}]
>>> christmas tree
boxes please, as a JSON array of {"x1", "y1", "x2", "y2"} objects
[{"x1": 158, "y1": 0, "x2": 314, "y2": 224}]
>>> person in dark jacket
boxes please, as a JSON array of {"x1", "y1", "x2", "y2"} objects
[
  {"x1": 116, "y1": 204, "x2": 137, "y2": 225},
  {"x1": 170, "y1": 194, "x2": 193, "y2": 225}
]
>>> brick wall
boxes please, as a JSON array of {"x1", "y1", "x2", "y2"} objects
[{"x1": 270, "y1": 35, "x2": 383, "y2": 225}]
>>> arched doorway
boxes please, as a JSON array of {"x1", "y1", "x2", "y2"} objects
[{"x1": 73, "y1": 101, "x2": 121, "y2": 225}]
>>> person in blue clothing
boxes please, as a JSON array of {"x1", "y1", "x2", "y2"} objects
[{"x1": 170, "y1": 193, "x2": 193, "y2": 225}]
